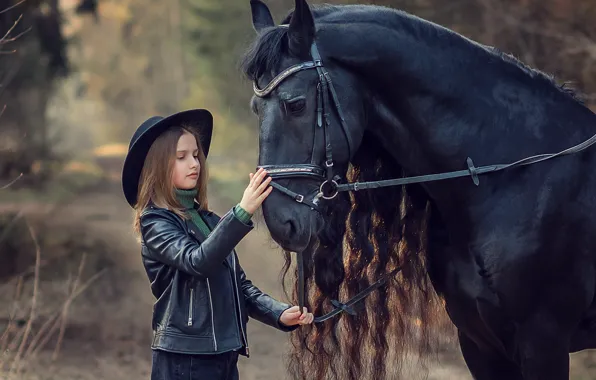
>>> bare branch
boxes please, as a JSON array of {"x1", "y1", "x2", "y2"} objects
[
  {"x1": 0, "y1": 250, "x2": 108, "y2": 375},
  {"x1": 28, "y1": 267, "x2": 108, "y2": 359},
  {"x1": 1, "y1": 26, "x2": 31, "y2": 45},
  {"x1": 0, "y1": 173, "x2": 23, "y2": 190},
  {"x1": 0, "y1": 14, "x2": 23, "y2": 45},
  {"x1": 52, "y1": 252, "x2": 86, "y2": 360},
  {"x1": 8, "y1": 221, "x2": 41, "y2": 377},
  {"x1": 0, "y1": 0, "x2": 26, "y2": 16}
]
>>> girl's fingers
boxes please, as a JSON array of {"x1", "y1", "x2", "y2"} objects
[
  {"x1": 255, "y1": 176, "x2": 272, "y2": 194},
  {"x1": 256, "y1": 186, "x2": 273, "y2": 203},
  {"x1": 301, "y1": 313, "x2": 313, "y2": 324},
  {"x1": 250, "y1": 168, "x2": 264, "y2": 185},
  {"x1": 249, "y1": 169, "x2": 261, "y2": 187},
  {"x1": 285, "y1": 310, "x2": 301, "y2": 318},
  {"x1": 255, "y1": 168, "x2": 267, "y2": 183}
]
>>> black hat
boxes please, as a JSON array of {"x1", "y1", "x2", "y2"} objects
[{"x1": 121, "y1": 109, "x2": 213, "y2": 207}]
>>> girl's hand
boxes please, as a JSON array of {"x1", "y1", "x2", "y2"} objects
[
  {"x1": 279, "y1": 306, "x2": 315, "y2": 327},
  {"x1": 239, "y1": 167, "x2": 273, "y2": 214}
]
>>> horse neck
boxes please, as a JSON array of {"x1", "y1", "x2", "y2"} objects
[{"x1": 319, "y1": 12, "x2": 596, "y2": 183}]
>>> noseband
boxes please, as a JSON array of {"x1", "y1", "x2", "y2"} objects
[{"x1": 252, "y1": 36, "x2": 596, "y2": 322}]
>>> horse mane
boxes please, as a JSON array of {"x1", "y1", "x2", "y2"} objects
[
  {"x1": 277, "y1": 131, "x2": 449, "y2": 380},
  {"x1": 241, "y1": 3, "x2": 583, "y2": 104},
  {"x1": 489, "y1": 47, "x2": 584, "y2": 103}
]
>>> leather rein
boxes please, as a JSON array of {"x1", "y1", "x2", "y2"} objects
[{"x1": 253, "y1": 40, "x2": 596, "y2": 323}]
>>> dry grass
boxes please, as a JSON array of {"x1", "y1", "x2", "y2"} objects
[{"x1": 0, "y1": 220, "x2": 106, "y2": 380}]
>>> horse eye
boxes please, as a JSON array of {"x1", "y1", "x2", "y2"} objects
[{"x1": 283, "y1": 97, "x2": 306, "y2": 116}]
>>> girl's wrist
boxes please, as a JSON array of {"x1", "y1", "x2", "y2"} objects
[{"x1": 234, "y1": 203, "x2": 253, "y2": 223}]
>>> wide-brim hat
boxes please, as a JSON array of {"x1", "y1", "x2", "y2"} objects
[{"x1": 121, "y1": 109, "x2": 213, "y2": 207}]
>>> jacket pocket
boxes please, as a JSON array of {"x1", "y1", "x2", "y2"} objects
[{"x1": 168, "y1": 280, "x2": 210, "y2": 336}]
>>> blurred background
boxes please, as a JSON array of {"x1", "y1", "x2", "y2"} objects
[{"x1": 0, "y1": 0, "x2": 595, "y2": 379}]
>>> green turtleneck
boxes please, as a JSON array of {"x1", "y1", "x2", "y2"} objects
[{"x1": 175, "y1": 188, "x2": 252, "y2": 237}]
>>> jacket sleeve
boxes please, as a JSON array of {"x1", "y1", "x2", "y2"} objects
[
  {"x1": 140, "y1": 208, "x2": 253, "y2": 277},
  {"x1": 236, "y1": 256, "x2": 298, "y2": 332}
]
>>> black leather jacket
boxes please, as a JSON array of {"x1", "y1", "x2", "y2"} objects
[{"x1": 139, "y1": 204, "x2": 296, "y2": 357}]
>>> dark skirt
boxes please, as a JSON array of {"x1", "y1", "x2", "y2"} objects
[{"x1": 151, "y1": 349, "x2": 239, "y2": 380}]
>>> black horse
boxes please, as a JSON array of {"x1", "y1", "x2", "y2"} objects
[{"x1": 241, "y1": 1, "x2": 596, "y2": 379}]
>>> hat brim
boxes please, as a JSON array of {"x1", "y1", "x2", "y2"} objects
[{"x1": 122, "y1": 109, "x2": 213, "y2": 207}]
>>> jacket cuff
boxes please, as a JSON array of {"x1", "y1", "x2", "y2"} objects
[{"x1": 233, "y1": 204, "x2": 253, "y2": 224}]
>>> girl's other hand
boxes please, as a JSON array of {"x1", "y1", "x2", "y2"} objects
[{"x1": 279, "y1": 306, "x2": 314, "y2": 327}]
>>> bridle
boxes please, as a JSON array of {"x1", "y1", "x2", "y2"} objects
[
  {"x1": 253, "y1": 37, "x2": 596, "y2": 323},
  {"x1": 254, "y1": 41, "x2": 353, "y2": 212}
]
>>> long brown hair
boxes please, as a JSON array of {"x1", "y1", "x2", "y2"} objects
[
  {"x1": 282, "y1": 134, "x2": 451, "y2": 380},
  {"x1": 132, "y1": 124, "x2": 209, "y2": 234}
]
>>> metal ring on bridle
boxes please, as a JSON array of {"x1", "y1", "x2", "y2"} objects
[{"x1": 319, "y1": 179, "x2": 339, "y2": 200}]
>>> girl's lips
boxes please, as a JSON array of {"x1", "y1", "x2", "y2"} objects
[{"x1": 188, "y1": 173, "x2": 198, "y2": 178}]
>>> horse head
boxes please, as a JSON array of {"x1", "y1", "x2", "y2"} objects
[{"x1": 244, "y1": 0, "x2": 369, "y2": 253}]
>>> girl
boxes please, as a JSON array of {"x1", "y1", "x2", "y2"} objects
[{"x1": 121, "y1": 109, "x2": 314, "y2": 380}]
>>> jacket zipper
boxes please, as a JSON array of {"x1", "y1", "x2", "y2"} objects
[
  {"x1": 206, "y1": 279, "x2": 218, "y2": 351},
  {"x1": 187, "y1": 288, "x2": 194, "y2": 326},
  {"x1": 232, "y1": 254, "x2": 249, "y2": 356}
]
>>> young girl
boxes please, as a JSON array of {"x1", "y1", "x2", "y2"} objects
[{"x1": 121, "y1": 109, "x2": 314, "y2": 380}]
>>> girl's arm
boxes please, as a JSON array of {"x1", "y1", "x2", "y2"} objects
[
  {"x1": 236, "y1": 257, "x2": 299, "y2": 332},
  {"x1": 140, "y1": 208, "x2": 252, "y2": 277},
  {"x1": 140, "y1": 168, "x2": 272, "y2": 277}
]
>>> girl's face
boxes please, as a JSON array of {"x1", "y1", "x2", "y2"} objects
[{"x1": 172, "y1": 131, "x2": 200, "y2": 190}]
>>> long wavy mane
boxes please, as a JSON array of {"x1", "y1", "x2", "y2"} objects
[{"x1": 276, "y1": 133, "x2": 450, "y2": 380}]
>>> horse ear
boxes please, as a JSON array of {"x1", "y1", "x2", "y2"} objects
[
  {"x1": 251, "y1": 0, "x2": 275, "y2": 33},
  {"x1": 288, "y1": 0, "x2": 315, "y2": 57}
]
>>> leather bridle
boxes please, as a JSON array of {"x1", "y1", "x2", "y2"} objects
[
  {"x1": 253, "y1": 38, "x2": 596, "y2": 323},
  {"x1": 254, "y1": 42, "x2": 353, "y2": 212}
]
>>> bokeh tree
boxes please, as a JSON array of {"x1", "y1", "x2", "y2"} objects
[{"x1": 0, "y1": 0, "x2": 68, "y2": 186}]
